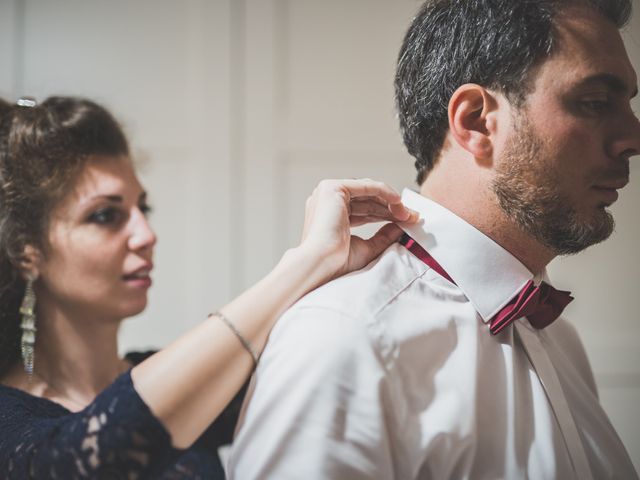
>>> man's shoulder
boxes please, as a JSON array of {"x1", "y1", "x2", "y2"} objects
[
  {"x1": 264, "y1": 243, "x2": 471, "y2": 366},
  {"x1": 292, "y1": 243, "x2": 430, "y2": 319}
]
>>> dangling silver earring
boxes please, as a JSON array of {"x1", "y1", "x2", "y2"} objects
[{"x1": 20, "y1": 274, "x2": 37, "y2": 377}]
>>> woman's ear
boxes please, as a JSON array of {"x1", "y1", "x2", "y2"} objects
[
  {"x1": 19, "y1": 245, "x2": 42, "y2": 280},
  {"x1": 448, "y1": 84, "x2": 499, "y2": 162}
]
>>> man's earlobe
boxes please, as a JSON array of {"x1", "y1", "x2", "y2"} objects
[{"x1": 448, "y1": 84, "x2": 497, "y2": 161}]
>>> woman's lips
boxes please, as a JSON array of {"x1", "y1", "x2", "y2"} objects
[
  {"x1": 123, "y1": 275, "x2": 152, "y2": 288},
  {"x1": 122, "y1": 267, "x2": 153, "y2": 288}
]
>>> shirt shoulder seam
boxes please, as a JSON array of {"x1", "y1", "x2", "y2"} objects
[{"x1": 373, "y1": 263, "x2": 434, "y2": 317}]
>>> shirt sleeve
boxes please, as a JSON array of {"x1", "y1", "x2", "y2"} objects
[
  {"x1": 0, "y1": 370, "x2": 183, "y2": 479},
  {"x1": 227, "y1": 304, "x2": 398, "y2": 480}
]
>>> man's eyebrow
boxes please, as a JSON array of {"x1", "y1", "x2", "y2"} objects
[{"x1": 576, "y1": 73, "x2": 638, "y2": 98}]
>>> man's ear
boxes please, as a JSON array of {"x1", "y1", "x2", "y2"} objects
[
  {"x1": 448, "y1": 84, "x2": 499, "y2": 161},
  {"x1": 19, "y1": 245, "x2": 42, "y2": 280}
]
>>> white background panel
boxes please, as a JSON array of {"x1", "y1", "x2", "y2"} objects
[{"x1": 0, "y1": 0, "x2": 638, "y2": 471}]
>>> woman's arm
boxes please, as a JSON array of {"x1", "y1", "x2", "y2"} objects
[{"x1": 131, "y1": 179, "x2": 417, "y2": 448}]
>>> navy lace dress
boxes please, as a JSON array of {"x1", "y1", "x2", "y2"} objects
[{"x1": 0, "y1": 351, "x2": 246, "y2": 479}]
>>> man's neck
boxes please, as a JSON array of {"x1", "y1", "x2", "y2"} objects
[{"x1": 420, "y1": 178, "x2": 555, "y2": 275}]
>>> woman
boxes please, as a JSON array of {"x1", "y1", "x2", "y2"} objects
[{"x1": 0, "y1": 96, "x2": 417, "y2": 478}]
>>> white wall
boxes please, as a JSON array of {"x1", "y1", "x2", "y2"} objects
[
  {"x1": 0, "y1": 0, "x2": 238, "y2": 348},
  {"x1": 1, "y1": 0, "x2": 639, "y2": 471}
]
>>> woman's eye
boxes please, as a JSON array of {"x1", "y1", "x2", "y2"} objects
[
  {"x1": 88, "y1": 207, "x2": 121, "y2": 225},
  {"x1": 139, "y1": 203, "x2": 153, "y2": 216}
]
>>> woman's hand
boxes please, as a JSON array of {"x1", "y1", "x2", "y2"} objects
[
  {"x1": 133, "y1": 179, "x2": 418, "y2": 449},
  {"x1": 298, "y1": 179, "x2": 419, "y2": 283}
]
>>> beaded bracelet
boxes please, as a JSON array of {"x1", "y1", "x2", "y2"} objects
[{"x1": 210, "y1": 311, "x2": 259, "y2": 366}]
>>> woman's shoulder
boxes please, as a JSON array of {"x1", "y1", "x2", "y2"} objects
[
  {"x1": 124, "y1": 349, "x2": 158, "y2": 366},
  {"x1": 0, "y1": 382, "x2": 70, "y2": 423},
  {"x1": 0, "y1": 363, "x2": 70, "y2": 418},
  {"x1": 0, "y1": 351, "x2": 156, "y2": 416},
  {"x1": 0, "y1": 350, "x2": 157, "y2": 419}
]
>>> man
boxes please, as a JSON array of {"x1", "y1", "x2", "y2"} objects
[{"x1": 228, "y1": 0, "x2": 640, "y2": 478}]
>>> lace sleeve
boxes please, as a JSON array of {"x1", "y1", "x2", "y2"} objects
[{"x1": 0, "y1": 370, "x2": 184, "y2": 479}]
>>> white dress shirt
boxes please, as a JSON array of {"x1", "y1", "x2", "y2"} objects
[{"x1": 228, "y1": 190, "x2": 637, "y2": 480}]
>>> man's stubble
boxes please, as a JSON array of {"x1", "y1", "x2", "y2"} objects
[{"x1": 491, "y1": 113, "x2": 615, "y2": 256}]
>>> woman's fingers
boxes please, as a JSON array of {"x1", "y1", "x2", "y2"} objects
[
  {"x1": 299, "y1": 178, "x2": 420, "y2": 276},
  {"x1": 334, "y1": 178, "x2": 401, "y2": 200},
  {"x1": 389, "y1": 201, "x2": 419, "y2": 223},
  {"x1": 345, "y1": 223, "x2": 406, "y2": 272},
  {"x1": 364, "y1": 223, "x2": 405, "y2": 256},
  {"x1": 332, "y1": 179, "x2": 414, "y2": 219},
  {"x1": 311, "y1": 179, "x2": 418, "y2": 218},
  {"x1": 348, "y1": 216, "x2": 394, "y2": 227},
  {"x1": 350, "y1": 198, "x2": 419, "y2": 223},
  {"x1": 349, "y1": 199, "x2": 395, "y2": 218},
  {"x1": 301, "y1": 179, "x2": 418, "y2": 242}
]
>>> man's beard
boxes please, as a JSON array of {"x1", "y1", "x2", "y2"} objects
[{"x1": 491, "y1": 115, "x2": 614, "y2": 256}]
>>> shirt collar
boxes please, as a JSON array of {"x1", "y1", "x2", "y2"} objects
[{"x1": 399, "y1": 189, "x2": 544, "y2": 323}]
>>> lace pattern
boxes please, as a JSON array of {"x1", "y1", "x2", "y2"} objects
[{"x1": 0, "y1": 353, "x2": 238, "y2": 479}]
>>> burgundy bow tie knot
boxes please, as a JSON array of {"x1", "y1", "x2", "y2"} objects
[
  {"x1": 489, "y1": 280, "x2": 574, "y2": 335},
  {"x1": 398, "y1": 233, "x2": 574, "y2": 335}
]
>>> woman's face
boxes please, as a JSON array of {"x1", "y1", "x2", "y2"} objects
[{"x1": 34, "y1": 155, "x2": 156, "y2": 322}]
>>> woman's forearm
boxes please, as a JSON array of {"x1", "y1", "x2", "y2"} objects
[
  {"x1": 131, "y1": 179, "x2": 416, "y2": 449},
  {"x1": 131, "y1": 245, "x2": 325, "y2": 448}
]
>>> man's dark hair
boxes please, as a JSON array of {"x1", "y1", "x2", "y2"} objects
[{"x1": 395, "y1": 0, "x2": 632, "y2": 184}]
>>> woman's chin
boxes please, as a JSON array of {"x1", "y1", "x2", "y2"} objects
[{"x1": 118, "y1": 298, "x2": 149, "y2": 319}]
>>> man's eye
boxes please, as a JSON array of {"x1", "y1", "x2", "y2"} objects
[
  {"x1": 580, "y1": 99, "x2": 611, "y2": 113},
  {"x1": 88, "y1": 208, "x2": 121, "y2": 224}
]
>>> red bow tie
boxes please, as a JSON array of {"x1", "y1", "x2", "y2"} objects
[
  {"x1": 399, "y1": 234, "x2": 573, "y2": 334},
  {"x1": 489, "y1": 280, "x2": 573, "y2": 335}
]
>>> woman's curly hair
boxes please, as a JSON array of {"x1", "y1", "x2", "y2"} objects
[{"x1": 0, "y1": 97, "x2": 129, "y2": 377}]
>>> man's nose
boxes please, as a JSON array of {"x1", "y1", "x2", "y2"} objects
[{"x1": 613, "y1": 113, "x2": 640, "y2": 161}]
